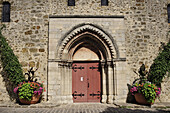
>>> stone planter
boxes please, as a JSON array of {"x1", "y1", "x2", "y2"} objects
[
  {"x1": 134, "y1": 93, "x2": 153, "y2": 105},
  {"x1": 19, "y1": 94, "x2": 41, "y2": 104}
]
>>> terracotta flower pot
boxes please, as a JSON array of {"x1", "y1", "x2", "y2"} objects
[
  {"x1": 134, "y1": 93, "x2": 153, "y2": 105},
  {"x1": 19, "y1": 94, "x2": 41, "y2": 104}
]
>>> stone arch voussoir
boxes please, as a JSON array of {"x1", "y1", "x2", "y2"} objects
[{"x1": 57, "y1": 23, "x2": 119, "y2": 60}]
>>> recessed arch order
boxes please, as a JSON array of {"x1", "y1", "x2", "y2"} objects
[{"x1": 56, "y1": 23, "x2": 120, "y2": 61}]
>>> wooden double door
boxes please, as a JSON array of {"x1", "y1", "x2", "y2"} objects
[{"x1": 72, "y1": 62, "x2": 101, "y2": 102}]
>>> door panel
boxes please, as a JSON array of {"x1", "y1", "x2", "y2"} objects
[
  {"x1": 72, "y1": 63, "x2": 87, "y2": 102},
  {"x1": 87, "y1": 63, "x2": 101, "y2": 102},
  {"x1": 72, "y1": 62, "x2": 101, "y2": 103}
]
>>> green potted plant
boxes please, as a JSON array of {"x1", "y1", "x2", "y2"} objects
[
  {"x1": 130, "y1": 64, "x2": 161, "y2": 105},
  {"x1": 13, "y1": 67, "x2": 45, "y2": 104}
]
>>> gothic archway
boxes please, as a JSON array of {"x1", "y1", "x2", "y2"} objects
[
  {"x1": 55, "y1": 24, "x2": 119, "y2": 103},
  {"x1": 56, "y1": 23, "x2": 119, "y2": 60}
]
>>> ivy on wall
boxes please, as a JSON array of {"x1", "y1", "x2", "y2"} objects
[
  {"x1": 148, "y1": 41, "x2": 170, "y2": 86},
  {"x1": 0, "y1": 25, "x2": 25, "y2": 85}
]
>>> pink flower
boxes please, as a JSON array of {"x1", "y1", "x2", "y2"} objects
[
  {"x1": 13, "y1": 87, "x2": 18, "y2": 93},
  {"x1": 38, "y1": 90, "x2": 42, "y2": 95},
  {"x1": 156, "y1": 90, "x2": 161, "y2": 96},
  {"x1": 34, "y1": 91, "x2": 37, "y2": 94},
  {"x1": 39, "y1": 87, "x2": 43, "y2": 91},
  {"x1": 133, "y1": 87, "x2": 137, "y2": 91},
  {"x1": 158, "y1": 88, "x2": 161, "y2": 91}
]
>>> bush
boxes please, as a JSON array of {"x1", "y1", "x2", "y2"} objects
[
  {"x1": 0, "y1": 25, "x2": 25, "y2": 85},
  {"x1": 147, "y1": 41, "x2": 170, "y2": 86}
]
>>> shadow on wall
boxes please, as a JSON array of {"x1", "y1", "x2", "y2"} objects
[
  {"x1": 0, "y1": 70, "x2": 18, "y2": 102},
  {"x1": 126, "y1": 83, "x2": 136, "y2": 104}
]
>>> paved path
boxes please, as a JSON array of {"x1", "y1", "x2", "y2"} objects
[{"x1": 0, "y1": 103, "x2": 169, "y2": 113}]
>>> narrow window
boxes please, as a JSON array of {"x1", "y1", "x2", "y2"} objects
[
  {"x1": 101, "y1": 0, "x2": 108, "y2": 6},
  {"x1": 168, "y1": 4, "x2": 170, "y2": 23},
  {"x1": 68, "y1": 0, "x2": 75, "y2": 6},
  {"x1": 2, "y1": 2, "x2": 10, "y2": 22}
]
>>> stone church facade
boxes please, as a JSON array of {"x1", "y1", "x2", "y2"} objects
[{"x1": 0, "y1": 0, "x2": 169, "y2": 104}]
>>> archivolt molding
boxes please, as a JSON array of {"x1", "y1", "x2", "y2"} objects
[{"x1": 57, "y1": 23, "x2": 119, "y2": 60}]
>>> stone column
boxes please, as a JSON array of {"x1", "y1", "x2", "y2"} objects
[
  {"x1": 101, "y1": 61, "x2": 107, "y2": 103},
  {"x1": 59, "y1": 61, "x2": 64, "y2": 96},
  {"x1": 113, "y1": 62, "x2": 117, "y2": 96},
  {"x1": 64, "y1": 62, "x2": 69, "y2": 95},
  {"x1": 66, "y1": 61, "x2": 73, "y2": 103},
  {"x1": 107, "y1": 61, "x2": 114, "y2": 104},
  {"x1": 61, "y1": 61, "x2": 73, "y2": 103}
]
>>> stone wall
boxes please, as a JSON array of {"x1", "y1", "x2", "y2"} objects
[
  {"x1": 0, "y1": 0, "x2": 169, "y2": 103},
  {"x1": 160, "y1": 74, "x2": 170, "y2": 102},
  {"x1": 0, "y1": 0, "x2": 49, "y2": 102},
  {"x1": 0, "y1": 63, "x2": 11, "y2": 102}
]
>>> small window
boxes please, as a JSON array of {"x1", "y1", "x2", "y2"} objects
[
  {"x1": 68, "y1": 0, "x2": 75, "y2": 6},
  {"x1": 2, "y1": 2, "x2": 10, "y2": 22},
  {"x1": 101, "y1": 0, "x2": 108, "y2": 6},
  {"x1": 168, "y1": 4, "x2": 170, "y2": 23}
]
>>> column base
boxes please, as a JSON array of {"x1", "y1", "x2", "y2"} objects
[
  {"x1": 108, "y1": 95, "x2": 115, "y2": 104},
  {"x1": 102, "y1": 95, "x2": 107, "y2": 103}
]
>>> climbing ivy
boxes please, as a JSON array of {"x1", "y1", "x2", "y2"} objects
[
  {"x1": 0, "y1": 25, "x2": 25, "y2": 85},
  {"x1": 148, "y1": 41, "x2": 170, "y2": 86}
]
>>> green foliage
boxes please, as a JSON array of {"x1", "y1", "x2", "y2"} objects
[
  {"x1": 131, "y1": 82, "x2": 161, "y2": 103},
  {"x1": 0, "y1": 25, "x2": 25, "y2": 85},
  {"x1": 142, "y1": 83, "x2": 157, "y2": 103},
  {"x1": 14, "y1": 81, "x2": 44, "y2": 101},
  {"x1": 148, "y1": 41, "x2": 170, "y2": 86},
  {"x1": 18, "y1": 83, "x2": 34, "y2": 101}
]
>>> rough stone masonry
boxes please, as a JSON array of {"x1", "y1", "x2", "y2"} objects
[{"x1": 0, "y1": 0, "x2": 169, "y2": 104}]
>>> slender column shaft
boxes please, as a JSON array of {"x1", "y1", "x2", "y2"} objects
[
  {"x1": 101, "y1": 62, "x2": 107, "y2": 103},
  {"x1": 108, "y1": 61, "x2": 114, "y2": 104}
]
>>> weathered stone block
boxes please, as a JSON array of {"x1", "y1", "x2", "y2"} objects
[
  {"x1": 39, "y1": 48, "x2": 45, "y2": 52},
  {"x1": 29, "y1": 48, "x2": 37, "y2": 52},
  {"x1": 25, "y1": 30, "x2": 32, "y2": 35},
  {"x1": 29, "y1": 61, "x2": 35, "y2": 67}
]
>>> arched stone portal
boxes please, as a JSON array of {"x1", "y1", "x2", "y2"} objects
[
  {"x1": 57, "y1": 24, "x2": 118, "y2": 103},
  {"x1": 48, "y1": 20, "x2": 127, "y2": 104}
]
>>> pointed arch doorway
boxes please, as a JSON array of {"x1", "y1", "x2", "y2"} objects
[
  {"x1": 64, "y1": 31, "x2": 111, "y2": 103},
  {"x1": 56, "y1": 24, "x2": 118, "y2": 103}
]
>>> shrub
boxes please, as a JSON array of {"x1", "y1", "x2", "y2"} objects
[
  {"x1": 0, "y1": 25, "x2": 25, "y2": 85},
  {"x1": 147, "y1": 41, "x2": 170, "y2": 86}
]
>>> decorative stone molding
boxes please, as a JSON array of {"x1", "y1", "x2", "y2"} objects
[{"x1": 57, "y1": 23, "x2": 120, "y2": 60}]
